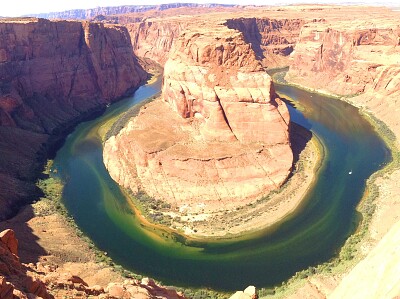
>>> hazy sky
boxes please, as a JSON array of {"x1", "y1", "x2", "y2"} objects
[{"x1": 2, "y1": 0, "x2": 396, "y2": 17}]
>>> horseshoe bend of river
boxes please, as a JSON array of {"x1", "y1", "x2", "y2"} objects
[{"x1": 51, "y1": 75, "x2": 390, "y2": 291}]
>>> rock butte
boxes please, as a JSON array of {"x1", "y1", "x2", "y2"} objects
[
  {"x1": 0, "y1": 4, "x2": 399, "y2": 299},
  {"x1": 103, "y1": 22, "x2": 293, "y2": 213}
]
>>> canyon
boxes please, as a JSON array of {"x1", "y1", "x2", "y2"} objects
[{"x1": 0, "y1": 3, "x2": 400, "y2": 299}]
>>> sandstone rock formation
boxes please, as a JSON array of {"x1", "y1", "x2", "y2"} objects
[
  {"x1": 225, "y1": 17, "x2": 306, "y2": 68},
  {"x1": 0, "y1": 229, "x2": 53, "y2": 299},
  {"x1": 287, "y1": 18, "x2": 400, "y2": 143},
  {"x1": 126, "y1": 20, "x2": 185, "y2": 65},
  {"x1": 229, "y1": 286, "x2": 257, "y2": 299},
  {"x1": 0, "y1": 229, "x2": 186, "y2": 298},
  {"x1": 123, "y1": 15, "x2": 304, "y2": 68},
  {"x1": 0, "y1": 18, "x2": 147, "y2": 220},
  {"x1": 104, "y1": 23, "x2": 293, "y2": 214}
]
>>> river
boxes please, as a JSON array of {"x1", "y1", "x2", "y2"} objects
[{"x1": 52, "y1": 75, "x2": 390, "y2": 291}]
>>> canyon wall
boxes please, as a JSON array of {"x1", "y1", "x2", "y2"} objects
[
  {"x1": 104, "y1": 23, "x2": 293, "y2": 213},
  {"x1": 0, "y1": 18, "x2": 146, "y2": 220},
  {"x1": 225, "y1": 17, "x2": 306, "y2": 68},
  {"x1": 122, "y1": 16, "x2": 305, "y2": 70},
  {"x1": 126, "y1": 20, "x2": 186, "y2": 65},
  {"x1": 286, "y1": 19, "x2": 400, "y2": 140}
]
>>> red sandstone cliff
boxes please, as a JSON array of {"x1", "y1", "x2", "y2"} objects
[
  {"x1": 0, "y1": 18, "x2": 147, "y2": 220},
  {"x1": 126, "y1": 20, "x2": 186, "y2": 65},
  {"x1": 104, "y1": 23, "x2": 293, "y2": 216},
  {"x1": 286, "y1": 17, "x2": 400, "y2": 139},
  {"x1": 124, "y1": 16, "x2": 304, "y2": 68},
  {"x1": 225, "y1": 17, "x2": 306, "y2": 68}
]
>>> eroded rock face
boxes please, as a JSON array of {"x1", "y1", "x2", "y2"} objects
[
  {"x1": 286, "y1": 16, "x2": 400, "y2": 142},
  {"x1": 0, "y1": 18, "x2": 147, "y2": 220},
  {"x1": 104, "y1": 24, "x2": 292, "y2": 213},
  {"x1": 127, "y1": 20, "x2": 185, "y2": 65},
  {"x1": 286, "y1": 18, "x2": 400, "y2": 95},
  {"x1": 225, "y1": 17, "x2": 306, "y2": 68}
]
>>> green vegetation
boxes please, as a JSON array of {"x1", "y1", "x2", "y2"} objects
[
  {"x1": 260, "y1": 74, "x2": 400, "y2": 299},
  {"x1": 35, "y1": 161, "x2": 145, "y2": 281},
  {"x1": 125, "y1": 189, "x2": 175, "y2": 227}
]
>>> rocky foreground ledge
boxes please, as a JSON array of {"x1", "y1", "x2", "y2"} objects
[
  {"x1": 103, "y1": 22, "x2": 293, "y2": 226},
  {"x1": 0, "y1": 221, "x2": 186, "y2": 299}
]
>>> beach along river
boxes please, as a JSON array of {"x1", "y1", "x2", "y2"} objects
[{"x1": 52, "y1": 75, "x2": 390, "y2": 291}]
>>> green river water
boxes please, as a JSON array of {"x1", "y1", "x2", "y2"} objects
[{"x1": 52, "y1": 76, "x2": 390, "y2": 291}]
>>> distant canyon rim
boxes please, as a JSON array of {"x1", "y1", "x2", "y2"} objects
[{"x1": 0, "y1": 3, "x2": 400, "y2": 299}]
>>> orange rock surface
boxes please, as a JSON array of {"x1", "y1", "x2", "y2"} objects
[
  {"x1": 0, "y1": 18, "x2": 146, "y2": 220},
  {"x1": 104, "y1": 21, "x2": 293, "y2": 212}
]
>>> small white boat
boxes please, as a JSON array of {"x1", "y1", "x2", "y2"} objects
[{"x1": 349, "y1": 170, "x2": 352, "y2": 175}]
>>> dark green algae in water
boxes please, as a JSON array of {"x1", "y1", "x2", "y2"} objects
[{"x1": 51, "y1": 75, "x2": 390, "y2": 291}]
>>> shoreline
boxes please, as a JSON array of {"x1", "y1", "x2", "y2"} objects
[
  {"x1": 265, "y1": 77, "x2": 399, "y2": 298},
  {"x1": 118, "y1": 122, "x2": 323, "y2": 242}
]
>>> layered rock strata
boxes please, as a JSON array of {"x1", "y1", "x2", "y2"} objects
[
  {"x1": 125, "y1": 16, "x2": 304, "y2": 68},
  {"x1": 126, "y1": 20, "x2": 186, "y2": 65},
  {"x1": 0, "y1": 18, "x2": 146, "y2": 220},
  {"x1": 104, "y1": 25, "x2": 293, "y2": 213},
  {"x1": 286, "y1": 18, "x2": 400, "y2": 140},
  {"x1": 225, "y1": 17, "x2": 306, "y2": 68}
]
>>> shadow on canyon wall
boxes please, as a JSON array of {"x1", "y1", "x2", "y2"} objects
[
  {"x1": 289, "y1": 122, "x2": 312, "y2": 169},
  {"x1": 0, "y1": 206, "x2": 47, "y2": 264}
]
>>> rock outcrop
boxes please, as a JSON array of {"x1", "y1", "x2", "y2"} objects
[
  {"x1": 0, "y1": 229, "x2": 53, "y2": 299},
  {"x1": 225, "y1": 17, "x2": 306, "y2": 68},
  {"x1": 104, "y1": 23, "x2": 292, "y2": 215},
  {"x1": 0, "y1": 229, "x2": 186, "y2": 298},
  {"x1": 230, "y1": 286, "x2": 257, "y2": 299},
  {"x1": 126, "y1": 20, "x2": 186, "y2": 65},
  {"x1": 286, "y1": 18, "x2": 400, "y2": 96},
  {"x1": 0, "y1": 18, "x2": 147, "y2": 220},
  {"x1": 124, "y1": 16, "x2": 304, "y2": 68}
]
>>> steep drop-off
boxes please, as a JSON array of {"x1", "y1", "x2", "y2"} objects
[
  {"x1": 225, "y1": 17, "x2": 306, "y2": 68},
  {"x1": 126, "y1": 20, "x2": 185, "y2": 65},
  {"x1": 0, "y1": 18, "x2": 147, "y2": 220},
  {"x1": 104, "y1": 23, "x2": 293, "y2": 217},
  {"x1": 124, "y1": 15, "x2": 305, "y2": 68}
]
